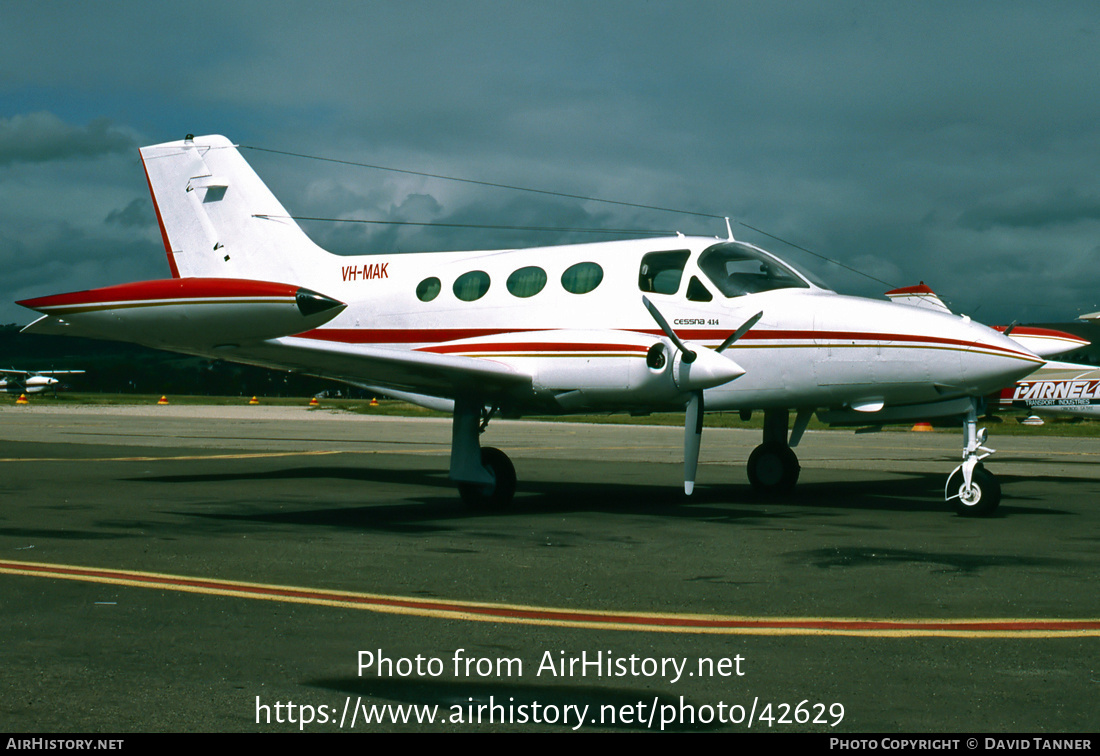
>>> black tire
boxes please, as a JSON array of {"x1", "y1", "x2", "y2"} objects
[
  {"x1": 747, "y1": 442, "x2": 800, "y2": 495},
  {"x1": 458, "y1": 447, "x2": 516, "y2": 510},
  {"x1": 947, "y1": 464, "x2": 1001, "y2": 517}
]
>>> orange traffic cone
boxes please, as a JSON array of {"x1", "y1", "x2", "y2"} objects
[
  {"x1": 157, "y1": 395, "x2": 169, "y2": 405},
  {"x1": 369, "y1": 397, "x2": 379, "y2": 407},
  {"x1": 911, "y1": 422, "x2": 933, "y2": 431},
  {"x1": 15, "y1": 393, "x2": 28, "y2": 405},
  {"x1": 249, "y1": 396, "x2": 259, "y2": 405},
  {"x1": 308, "y1": 396, "x2": 319, "y2": 407}
]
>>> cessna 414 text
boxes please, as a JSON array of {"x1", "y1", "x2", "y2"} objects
[{"x1": 18, "y1": 135, "x2": 1048, "y2": 516}]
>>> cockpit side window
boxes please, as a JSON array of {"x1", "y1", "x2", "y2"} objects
[
  {"x1": 698, "y1": 242, "x2": 810, "y2": 298},
  {"x1": 638, "y1": 250, "x2": 690, "y2": 295},
  {"x1": 686, "y1": 276, "x2": 713, "y2": 302}
]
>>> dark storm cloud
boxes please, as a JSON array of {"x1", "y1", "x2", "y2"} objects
[
  {"x1": 958, "y1": 190, "x2": 1100, "y2": 231},
  {"x1": 105, "y1": 198, "x2": 153, "y2": 229},
  {"x1": 0, "y1": 113, "x2": 135, "y2": 166},
  {"x1": 1, "y1": 2, "x2": 1099, "y2": 323}
]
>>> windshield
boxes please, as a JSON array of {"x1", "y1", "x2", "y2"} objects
[{"x1": 697, "y1": 242, "x2": 811, "y2": 297}]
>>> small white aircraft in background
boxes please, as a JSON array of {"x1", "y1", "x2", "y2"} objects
[
  {"x1": 0, "y1": 369, "x2": 84, "y2": 394},
  {"x1": 18, "y1": 135, "x2": 1048, "y2": 516}
]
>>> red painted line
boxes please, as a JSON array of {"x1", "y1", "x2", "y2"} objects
[{"x1": 2, "y1": 560, "x2": 1097, "y2": 637}]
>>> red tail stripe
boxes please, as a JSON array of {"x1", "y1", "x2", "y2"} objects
[{"x1": 18, "y1": 279, "x2": 299, "y2": 309}]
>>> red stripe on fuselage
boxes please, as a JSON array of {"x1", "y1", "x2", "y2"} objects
[
  {"x1": 296, "y1": 327, "x2": 1033, "y2": 360},
  {"x1": 421, "y1": 342, "x2": 651, "y2": 355},
  {"x1": 992, "y1": 325, "x2": 1088, "y2": 343},
  {"x1": 885, "y1": 284, "x2": 937, "y2": 296}
]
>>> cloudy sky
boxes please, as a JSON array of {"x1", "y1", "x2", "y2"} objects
[{"x1": 2, "y1": 1, "x2": 1097, "y2": 325}]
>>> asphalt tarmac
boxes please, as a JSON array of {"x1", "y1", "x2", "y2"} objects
[{"x1": 1, "y1": 405, "x2": 1097, "y2": 733}]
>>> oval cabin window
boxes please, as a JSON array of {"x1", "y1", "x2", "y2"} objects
[
  {"x1": 561, "y1": 262, "x2": 604, "y2": 294},
  {"x1": 506, "y1": 266, "x2": 547, "y2": 298},
  {"x1": 416, "y1": 277, "x2": 441, "y2": 302},
  {"x1": 453, "y1": 270, "x2": 491, "y2": 302}
]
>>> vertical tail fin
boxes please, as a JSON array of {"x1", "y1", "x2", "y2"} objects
[{"x1": 139, "y1": 135, "x2": 331, "y2": 283}]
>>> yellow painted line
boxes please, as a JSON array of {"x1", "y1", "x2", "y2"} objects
[
  {"x1": 2, "y1": 559, "x2": 1097, "y2": 638},
  {"x1": 0, "y1": 450, "x2": 346, "y2": 463},
  {"x1": 0, "y1": 445, "x2": 677, "y2": 463}
]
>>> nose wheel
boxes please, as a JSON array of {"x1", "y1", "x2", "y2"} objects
[{"x1": 946, "y1": 463, "x2": 1000, "y2": 516}]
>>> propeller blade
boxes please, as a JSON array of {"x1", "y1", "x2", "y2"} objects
[
  {"x1": 642, "y1": 296, "x2": 696, "y2": 363},
  {"x1": 684, "y1": 390, "x2": 704, "y2": 495},
  {"x1": 716, "y1": 311, "x2": 764, "y2": 353}
]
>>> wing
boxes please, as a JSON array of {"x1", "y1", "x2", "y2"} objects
[
  {"x1": 17, "y1": 277, "x2": 534, "y2": 405},
  {"x1": 223, "y1": 335, "x2": 533, "y2": 399}
]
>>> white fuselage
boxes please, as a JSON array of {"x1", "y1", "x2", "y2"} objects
[{"x1": 279, "y1": 236, "x2": 1042, "y2": 415}]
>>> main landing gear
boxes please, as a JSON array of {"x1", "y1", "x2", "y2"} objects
[
  {"x1": 746, "y1": 408, "x2": 810, "y2": 495},
  {"x1": 945, "y1": 399, "x2": 1001, "y2": 517},
  {"x1": 450, "y1": 396, "x2": 516, "y2": 510}
]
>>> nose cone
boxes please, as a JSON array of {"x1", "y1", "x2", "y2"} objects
[
  {"x1": 822, "y1": 294, "x2": 1045, "y2": 402},
  {"x1": 675, "y1": 347, "x2": 746, "y2": 391},
  {"x1": 963, "y1": 319, "x2": 1045, "y2": 390}
]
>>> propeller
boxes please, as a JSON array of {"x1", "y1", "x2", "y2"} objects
[
  {"x1": 642, "y1": 296, "x2": 697, "y2": 363},
  {"x1": 642, "y1": 296, "x2": 760, "y2": 494},
  {"x1": 717, "y1": 311, "x2": 763, "y2": 353}
]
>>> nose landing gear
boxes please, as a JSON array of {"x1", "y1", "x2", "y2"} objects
[{"x1": 945, "y1": 399, "x2": 1001, "y2": 516}]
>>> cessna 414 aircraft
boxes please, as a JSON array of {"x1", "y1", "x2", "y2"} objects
[{"x1": 18, "y1": 135, "x2": 1048, "y2": 516}]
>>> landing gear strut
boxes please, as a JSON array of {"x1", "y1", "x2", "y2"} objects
[
  {"x1": 945, "y1": 399, "x2": 1001, "y2": 516},
  {"x1": 450, "y1": 396, "x2": 516, "y2": 510}
]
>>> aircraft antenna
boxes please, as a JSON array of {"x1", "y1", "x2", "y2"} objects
[
  {"x1": 253, "y1": 215, "x2": 677, "y2": 237},
  {"x1": 243, "y1": 144, "x2": 900, "y2": 289},
  {"x1": 735, "y1": 221, "x2": 896, "y2": 289},
  {"x1": 241, "y1": 145, "x2": 722, "y2": 221}
]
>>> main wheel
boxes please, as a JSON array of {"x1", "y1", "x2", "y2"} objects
[
  {"x1": 458, "y1": 447, "x2": 516, "y2": 510},
  {"x1": 747, "y1": 442, "x2": 800, "y2": 495},
  {"x1": 947, "y1": 464, "x2": 1000, "y2": 517}
]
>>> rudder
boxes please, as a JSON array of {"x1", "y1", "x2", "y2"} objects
[{"x1": 140, "y1": 135, "x2": 331, "y2": 283}]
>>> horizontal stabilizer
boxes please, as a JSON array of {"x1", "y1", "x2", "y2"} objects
[{"x1": 18, "y1": 278, "x2": 345, "y2": 348}]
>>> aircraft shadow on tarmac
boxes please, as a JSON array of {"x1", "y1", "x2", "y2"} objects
[
  {"x1": 787, "y1": 545, "x2": 1070, "y2": 574},
  {"x1": 122, "y1": 458, "x2": 1075, "y2": 535},
  {"x1": 307, "y1": 676, "x2": 724, "y2": 732}
]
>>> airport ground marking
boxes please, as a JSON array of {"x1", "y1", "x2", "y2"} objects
[
  {"x1": 0, "y1": 450, "x2": 347, "y2": 463},
  {"x1": 0, "y1": 445, "x2": 671, "y2": 463},
  {"x1": 3, "y1": 558, "x2": 1099, "y2": 638}
]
